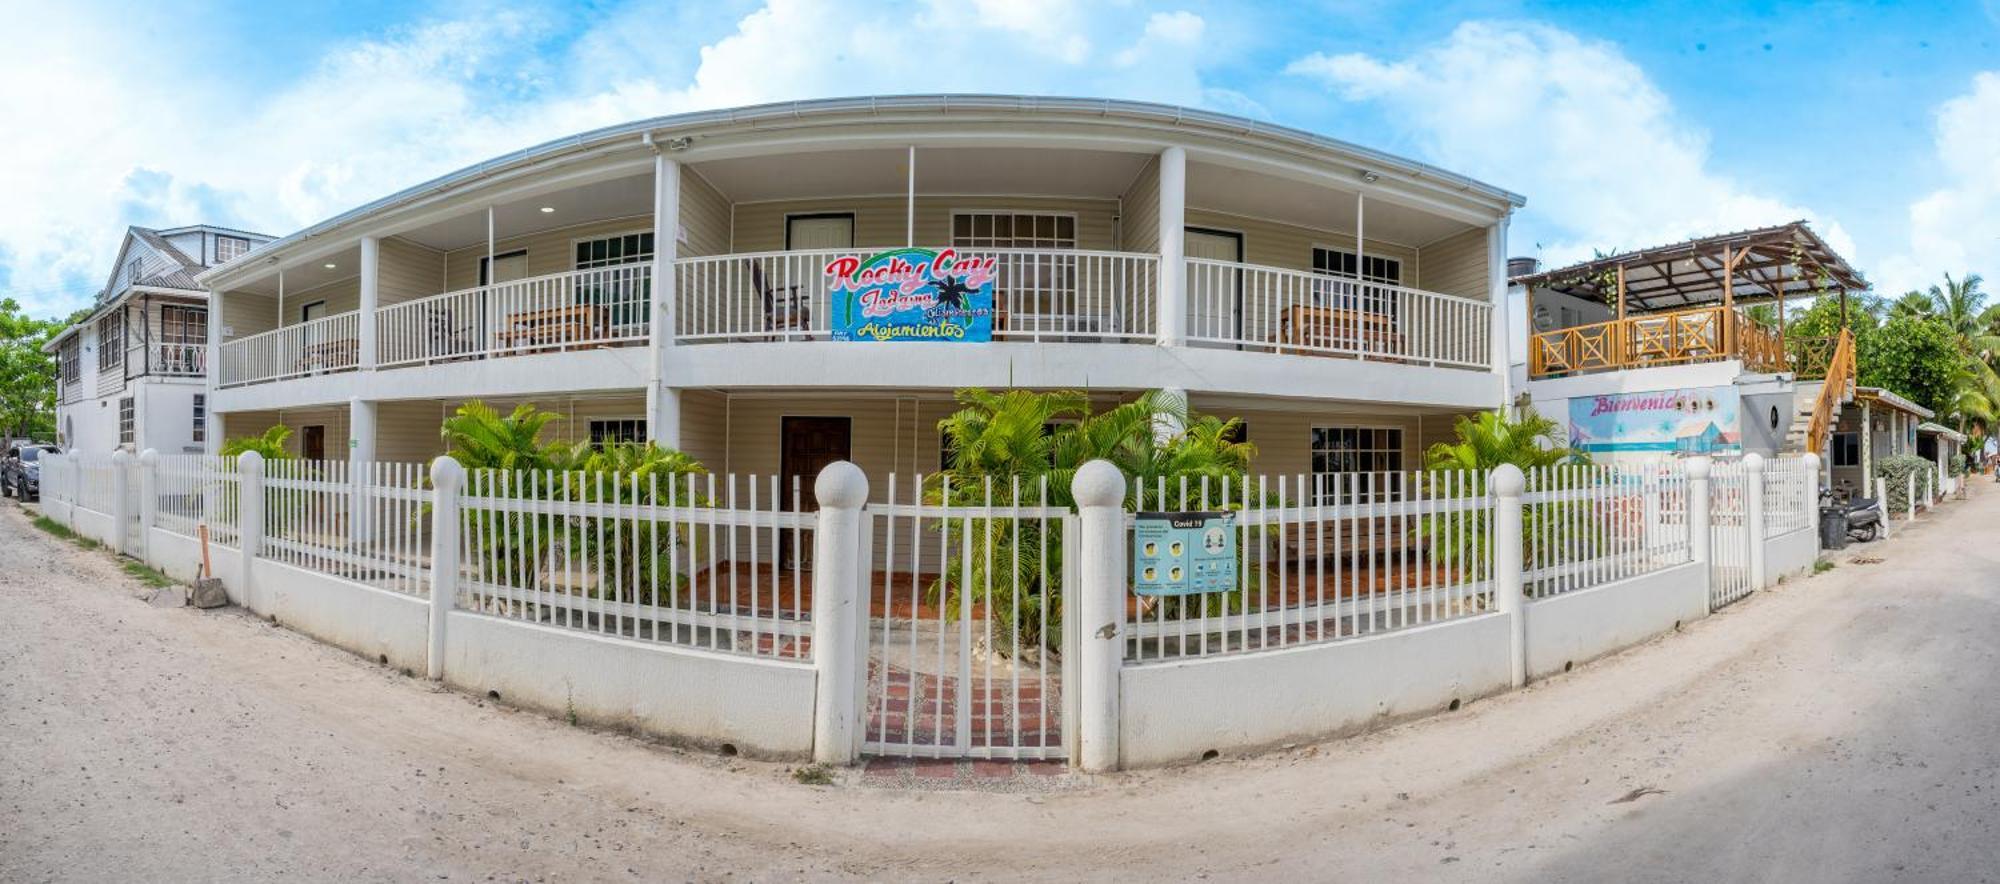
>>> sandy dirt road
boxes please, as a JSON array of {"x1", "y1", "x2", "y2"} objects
[{"x1": 4, "y1": 489, "x2": 1999, "y2": 883}]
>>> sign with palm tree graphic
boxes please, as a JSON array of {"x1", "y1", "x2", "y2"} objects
[{"x1": 824, "y1": 247, "x2": 996, "y2": 342}]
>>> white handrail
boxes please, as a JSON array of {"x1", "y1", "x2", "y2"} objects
[
  {"x1": 377, "y1": 264, "x2": 652, "y2": 368},
  {"x1": 217, "y1": 311, "x2": 362, "y2": 387},
  {"x1": 674, "y1": 247, "x2": 1159, "y2": 344},
  {"x1": 1185, "y1": 257, "x2": 1491, "y2": 369}
]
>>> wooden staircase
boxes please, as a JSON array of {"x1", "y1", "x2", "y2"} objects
[{"x1": 1784, "y1": 329, "x2": 1856, "y2": 455}]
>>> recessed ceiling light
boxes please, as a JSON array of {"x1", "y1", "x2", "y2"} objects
[
  {"x1": 539, "y1": 206, "x2": 555, "y2": 213},
  {"x1": 324, "y1": 263, "x2": 337, "y2": 269}
]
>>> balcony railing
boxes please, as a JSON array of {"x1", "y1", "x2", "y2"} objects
[
  {"x1": 1185, "y1": 258, "x2": 1492, "y2": 370},
  {"x1": 218, "y1": 311, "x2": 361, "y2": 387},
  {"x1": 125, "y1": 342, "x2": 207, "y2": 378},
  {"x1": 673, "y1": 248, "x2": 1159, "y2": 344},
  {"x1": 376, "y1": 264, "x2": 652, "y2": 369},
  {"x1": 1529, "y1": 306, "x2": 1785, "y2": 378}
]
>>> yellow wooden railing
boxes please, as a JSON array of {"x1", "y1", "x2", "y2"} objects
[
  {"x1": 1804, "y1": 328, "x2": 1856, "y2": 456},
  {"x1": 1529, "y1": 306, "x2": 1786, "y2": 378}
]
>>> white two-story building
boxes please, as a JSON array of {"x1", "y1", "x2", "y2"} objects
[
  {"x1": 198, "y1": 96, "x2": 1521, "y2": 492},
  {"x1": 49, "y1": 225, "x2": 274, "y2": 454}
]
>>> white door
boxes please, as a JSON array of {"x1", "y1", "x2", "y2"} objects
[
  {"x1": 484, "y1": 252, "x2": 528, "y2": 284},
  {"x1": 1185, "y1": 229, "x2": 1242, "y2": 344}
]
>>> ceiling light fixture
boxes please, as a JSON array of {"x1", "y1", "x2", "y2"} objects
[
  {"x1": 324, "y1": 263, "x2": 337, "y2": 269},
  {"x1": 1360, "y1": 170, "x2": 1380, "y2": 183},
  {"x1": 539, "y1": 206, "x2": 555, "y2": 213}
]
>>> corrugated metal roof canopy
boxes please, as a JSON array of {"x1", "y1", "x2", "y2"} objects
[{"x1": 1511, "y1": 221, "x2": 1867, "y2": 312}]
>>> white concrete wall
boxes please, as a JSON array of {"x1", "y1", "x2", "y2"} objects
[
  {"x1": 248, "y1": 559, "x2": 432, "y2": 674},
  {"x1": 69, "y1": 506, "x2": 117, "y2": 547},
  {"x1": 1522, "y1": 561, "x2": 1708, "y2": 680},
  {"x1": 1119, "y1": 613, "x2": 1514, "y2": 766},
  {"x1": 1766, "y1": 526, "x2": 1819, "y2": 584},
  {"x1": 441, "y1": 612, "x2": 817, "y2": 758}
]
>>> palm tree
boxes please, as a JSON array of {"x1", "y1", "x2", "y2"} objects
[
  {"x1": 219, "y1": 424, "x2": 294, "y2": 459},
  {"x1": 1422, "y1": 409, "x2": 1583, "y2": 472},
  {"x1": 440, "y1": 401, "x2": 570, "y2": 471},
  {"x1": 1422, "y1": 409, "x2": 1591, "y2": 586},
  {"x1": 1916, "y1": 274, "x2": 2000, "y2": 436}
]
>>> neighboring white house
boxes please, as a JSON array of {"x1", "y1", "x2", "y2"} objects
[
  {"x1": 197, "y1": 95, "x2": 1524, "y2": 488},
  {"x1": 48, "y1": 225, "x2": 274, "y2": 454}
]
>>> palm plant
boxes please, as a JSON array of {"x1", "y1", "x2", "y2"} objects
[
  {"x1": 219, "y1": 425, "x2": 294, "y2": 460},
  {"x1": 564, "y1": 440, "x2": 711, "y2": 607},
  {"x1": 441, "y1": 401, "x2": 571, "y2": 471},
  {"x1": 1422, "y1": 409, "x2": 1593, "y2": 587},
  {"x1": 442, "y1": 401, "x2": 570, "y2": 592}
]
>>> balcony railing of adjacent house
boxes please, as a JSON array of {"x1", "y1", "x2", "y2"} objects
[
  {"x1": 1528, "y1": 306, "x2": 1785, "y2": 379},
  {"x1": 1185, "y1": 258, "x2": 1492, "y2": 370},
  {"x1": 126, "y1": 342, "x2": 208, "y2": 379},
  {"x1": 376, "y1": 264, "x2": 652, "y2": 369},
  {"x1": 218, "y1": 310, "x2": 362, "y2": 388},
  {"x1": 673, "y1": 248, "x2": 1160, "y2": 344}
]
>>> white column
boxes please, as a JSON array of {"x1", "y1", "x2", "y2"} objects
[
  {"x1": 1745, "y1": 453, "x2": 1767, "y2": 590},
  {"x1": 109, "y1": 450, "x2": 133, "y2": 555},
  {"x1": 1491, "y1": 464, "x2": 1526, "y2": 688},
  {"x1": 137, "y1": 449, "x2": 159, "y2": 560},
  {"x1": 1803, "y1": 452, "x2": 1822, "y2": 537},
  {"x1": 358, "y1": 235, "x2": 379, "y2": 371},
  {"x1": 1487, "y1": 215, "x2": 1512, "y2": 401},
  {"x1": 1688, "y1": 457, "x2": 1714, "y2": 595},
  {"x1": 905, "y1": 145, "x2": 916, "y2": 248},
  {"x1": 427, "y1": 455, "x2": 464, "y2": 680},
  {"x1": 648, "y1": 153, "x2": 681, "y2": 446},
  {"x1": 1073, "y1": 459, "x2": 1127, "y2": 772},
  {"x1": 237, "y1": 451, "x2": 265, "y2": 609},
  {"x1": 810, "y1": 461, "x2": 868, "y2": 765},
  {"x1": 204, "y1": 290, "x2": 223, "y2": 453},
  {"x1": 348, "y1": 397, "x2": 377, "y2": 544},
  {"x1": 1156, "y1": 146, "x2": 1187, "y2": 348}
]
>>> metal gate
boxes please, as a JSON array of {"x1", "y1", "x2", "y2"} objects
[
  {"x1": 1709, "y1": 460, "x2": 1753, "y2": 608},
  {"x1": 862, "y1": 475, "x2": 1073, "y2": 760}
]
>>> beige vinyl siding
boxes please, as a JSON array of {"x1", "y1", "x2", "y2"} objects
[
  {"x1": 680, "y1": 169, "x2": 730, "y2": 258},
  {"x1": 218, "y1": 407, "x2": 349, "y2": 458},
  {"x1": 1188, "y1": 398, "x2": 1431, "y2": 478},
  {"x1": 379, "y1": 238, "x2": 446, "y2": 306},
  {"x1": 376, "y1": 400, "x2": 451, "y2": 463},
  {"x1": 678, "y1": 389, "x2": 729, "y2": 468},
  {"x1": 1120, "y1": 156, "x2": 1161, "y2": 253},
  {"x1": 1420, "y1": 226, "x2": 1491, "y2": 301},
  {"x1": 278, "y1": 276, "x2": 361, "y2": 327},
  {"x1": 220, "y1": 288, "x2": 280, "y2": 340},
  {"x1": 441, "y1": 216, "x2": 655, "y2": 292},
  {"x1": 730, "y1": 196, "x2": 1121, "y2": 253},
  {"x1": 1183, "y1": 208, "x2": 1420, "y2": 278}
]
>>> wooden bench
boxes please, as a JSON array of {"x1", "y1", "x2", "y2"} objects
[
  {"x1": 295, "y1": 339, "x2": 359, "y2": 374},
  {"x1": 498, "y1": 304, "x2": 606, "y2": 351},
  {"x1": 1274, "y1": 305, "x2": 1404, "y2": 358},
  {"x1": 1276, "y1": 517, "x2": 1430, "y2": 561}
]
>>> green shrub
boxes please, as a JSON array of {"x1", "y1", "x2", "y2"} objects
[{"x1": 1874, "y1": 454, "x2": 1935, "y2": 512}]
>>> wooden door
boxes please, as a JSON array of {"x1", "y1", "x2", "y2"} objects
[
  {"x1": 301, "y1": 425, "x2": 325, "y2": 461},
  {"x1": 781, "y1": 417, "x2": 853, "y2": 510}
]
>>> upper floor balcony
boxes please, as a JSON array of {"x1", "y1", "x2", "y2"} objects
[
  {"x1": 205, "y1": 98, "x2": 1520, "y2": 405},
  {"x1": 1516, "y1": 222, "x2": 1868, "y2": 383}
]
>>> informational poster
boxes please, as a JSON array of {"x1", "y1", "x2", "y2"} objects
[
  {"x1": 1132, "y1": 511, "x2": 1238, "y2": 596},
  {"x1": 825, "y1": 247, "x2": 996, "y2": 343},
  {"x1": 1567, "y1": 386, "x2": 1741, "y2": 456}
]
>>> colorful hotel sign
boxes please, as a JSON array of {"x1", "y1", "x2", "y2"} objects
[{"x1": 826, "y1": 248, "x2": 996, "y2": 343}]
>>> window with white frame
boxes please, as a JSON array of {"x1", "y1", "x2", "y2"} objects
[
  {"x1": 587, "y1": 418, "x2": 646, "y2": 448},
  {"x1": 214, "y1": 235, "x2": 251, "y2": 263},
  {"x1": 58, "y1": 338, "x2": 80, "y2": 385},
  {"x1": 118, "y1": 397, "x2": 135, "y2": 446},
  {"x1": 1310, "y1": 425, "x2": 1405, "y2": 503},
  {"x1": 192, "y1": 394, "x2": 206, "y2": 444},
  {"x1": 98, "y1": 311, "x2": 124, "y2": 370},
  {"x1": 574, "y1": 232, "x2": 653, "y2": 269},
  {"x1": 952, "y1": 212, "x2": 1079, "y2": 334},
  {"x1": 1311, "y1": 247, "x2": 1403, "y2": 318}
]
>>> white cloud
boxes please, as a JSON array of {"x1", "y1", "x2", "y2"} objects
[
  {"x1": 0, "y1": 0, "x2": 1225, "y2": 319},
  {"x1": 1287, "y1": 22, "x2": 1852, "y2": 271},
  {"x1": 1872, "y1": 72, "x2": 2000, "y2": 294}
]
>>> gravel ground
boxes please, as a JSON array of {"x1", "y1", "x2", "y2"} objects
[{"x1": 3, "y1": 488, "x2": 1998, "y2": 882}]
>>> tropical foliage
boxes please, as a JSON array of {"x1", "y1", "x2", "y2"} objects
[
  {"x1": 928, "y1": 388, "x2": 1257, "y2": 655},
  {"x1": 1873, "y1": 454, "x2": 1937, "y2": 513},
  {"x1": 1422, "y1": 409, "x2": 1593, "y2": 583},
  {"x1": 219, "y1": 424, "x2": 295, "y2": 459}
]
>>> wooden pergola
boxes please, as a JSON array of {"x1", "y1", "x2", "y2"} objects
[{"x1": 1515, "y1": 221, "x2": 1867, "y2": 379}]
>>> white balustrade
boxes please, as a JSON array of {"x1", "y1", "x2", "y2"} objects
[
  {"x1": 1185, "y1": 257, "x2": 1492, "y2": 369},
  {"x1": 376, "y1": 264, "x2": 652, "y2": 368},
  {"x1": 217, "y1": 311, "x2": 361, "y2": 387}
]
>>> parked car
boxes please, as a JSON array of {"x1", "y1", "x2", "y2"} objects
[{"x1": 3, "y1": 444, "x2": 58, "y2": 501}]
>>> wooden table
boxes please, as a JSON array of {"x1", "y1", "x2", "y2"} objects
[
  {"x1": 1275, "y1": 305, "x2": 1404, "y2": 358},
  {"x1": 296, "y1": 339, "x2": 359, "y2": 373},
  {"x1": 498, "y1": 305, "x2": 606, "y2": 351}
]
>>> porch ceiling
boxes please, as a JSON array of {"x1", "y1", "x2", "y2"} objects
[
  {"x1": 694, "y1": 146, "x2": 1153, "y2": 203},
  {"x1": 394, "y1": 171, "x2": 657, "y2": 254},
  {"x1": 1187, "y1": 160, "x2": 1474, "y2": 248}
]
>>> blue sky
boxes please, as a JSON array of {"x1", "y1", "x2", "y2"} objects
[{"x1": 4, "y1": 0, "x2": 1997, "y2": 318}]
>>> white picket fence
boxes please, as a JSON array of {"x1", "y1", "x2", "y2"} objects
[
  {"x1": 36, "y1": 450, "x2": 1837, "y2": 769},
  {"x1": 453, "y1": 469, "x2": 815, "y2": 660}
]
